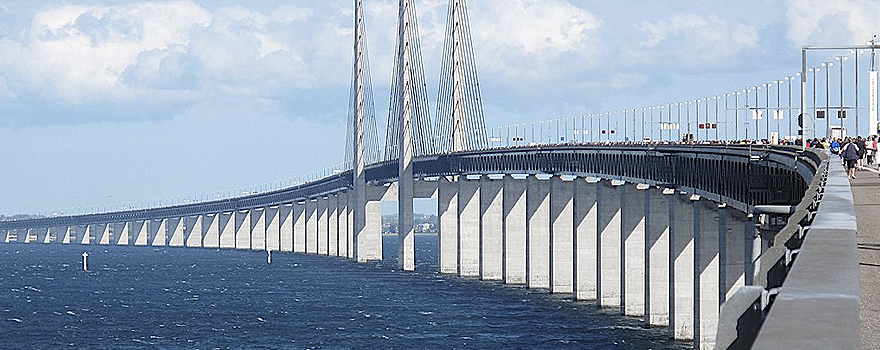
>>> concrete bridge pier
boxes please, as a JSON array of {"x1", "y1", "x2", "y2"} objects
[
  {"x1": 695, "y1": 198, "x2": 721, "y2": 350},
  {"x1": 671, "y1": 192, "x2": 696, "y2": 340},
  {"x1": 328, "y1": 195, "x2": 339, "y2": 257},
  {"x1": 149, "y1": 219, "x2": 166, "y2": 246},
  {"x1": 438, "y1": 176, "x2": 458, "y2": 274},
  {"x1": 202, "y1": 214, "x2": 220, "y2": 248},
  {"x1": 167, "y1": 218, "x2": 184, "y2": 247},
  {"x1": 598, "y1": 180, "x2": 623, "y2": 308},
  {"x1": 115, "y1": 222, "x2": 130, "y2": 246},
  {"x1": 317, "y1": 197, "x2": 328, "y2": 255},
  {"x1": 622, "y1": 183, "x2": 648, "y2": 317},
  {"x1": 218, "y1": 212, "x2": 235, "y2": 249},
  {"x1": 459, "y1": 175, "x2": 481, "y2": 277},
  {"x1": 480, "y1": 175, "x2": 504, "y2": 281},
  {"x1": 527, "y1": 174, "x2": 551, "y2": 289},
  {"x1": 234, "y1": 211, "x2": 249, "y2": 250},
  {"x1": 646, "y1": 188, "x2": 673, "y2": 326},
  {"x1": 185, "y1": 216, "x2": 202, "y2": 248},
  {"x1": 345, "y1": 191, "x2": 354, "y2": 259},
  {"x1": 293, "y1": 202, "x2": 306, "y2": 253},
  {"x1": 550, "y1": 175, "x2": 574, "y2": 293},
  {"x1": 573, "y1": 177, "x2": 599, "y2": 300},
  {"x1": 132, "y1": 220, "x2": 148, "y2": 246},
  {"x1": 305, "y1": 199, "x2": 317, "y2": 254},
  {"x1": 32, "y1": 227, "x2": 48, "y2": 244},
  {"x1": 502, "y1": 174, "x2": 527, "y2": 285},
  {"x1": 250, "y1": 208, "x2": 266, "y2": 251},
  {"x1": 96, "y1": 223, "x2": 111, "y2": 245},
  {"x1": 266, "y1": 206, "x2": 281, "y2": 252},
  {"x1": 280, "y1": 204, "x2": 294, "y2": 252}
]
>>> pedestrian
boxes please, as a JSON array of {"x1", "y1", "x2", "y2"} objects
[
  {"x1": 858, "y1": 136, "x2": 868, "y2": 167},
  {"x1": 842, "y1": 137, "x2": 860, "y2": 179},
  {"x1": 830, "y1": 138, "x2": 841, "y2": 155}
]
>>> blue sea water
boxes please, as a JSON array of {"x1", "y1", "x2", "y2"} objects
[{"x1": 0, "y1": 236, "x2": 690, "y2": 350}]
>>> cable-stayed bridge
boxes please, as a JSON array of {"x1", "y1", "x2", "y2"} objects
[{"x1": 0, "y1": 1, "x2": 862, "y2": 349}]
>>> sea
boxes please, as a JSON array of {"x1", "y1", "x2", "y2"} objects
[{"x1": 0, "y1": 235, "x2": 691, "y2": 350}]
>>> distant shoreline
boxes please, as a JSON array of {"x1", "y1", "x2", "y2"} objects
[{"x1": 382, "y1": 232, "x2": 437, "y2": 236}]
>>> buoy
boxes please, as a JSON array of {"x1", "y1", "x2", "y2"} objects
[
  {"x1": 267, "y1": 250, "x2": 272, "y2": 265},
  {"x1": 82, "y1": 252, "x2": 89, "y2": 271}
]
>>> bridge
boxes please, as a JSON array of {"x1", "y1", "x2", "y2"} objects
[{"x1": 0, "y1": 1, "x2": 861, "y2": 350}]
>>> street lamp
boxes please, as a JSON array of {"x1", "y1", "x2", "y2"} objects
[
  {"x1": 822, "y1": 61, "x2": 833, "y2": 138},
  {"x1": 836, "y1": 55, "x2": 848, "y2": 137}
]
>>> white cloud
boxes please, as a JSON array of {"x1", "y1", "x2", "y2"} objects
[
  {"x1": 640, "y1": 14, "x2": 759, "y2": 65},
  {"x1": 469, "y1": 0, "x2": 603, "y2": 79},
  {"x1": 0, "y1": 1, "x2": 322, "y2": 105},
  {"x1": 785, "y1": 0, "x2": 880, "y2": 46}
]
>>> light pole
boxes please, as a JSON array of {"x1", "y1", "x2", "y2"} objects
[
  {"x1": 823, "y1": 61, "x2": 833, "y2": 138},
  {"x1": 776, "y1": 80, "x2": 783, "y2": 142},
  {"x1": 735, "y1": 91, "x2": 741, "y2": 140},
  {"x1": 810, "y1": 67, "x2": 818, "y2": 138},
  {"x1": 677, "y1": 102, "x2": 683, "y2": 142},
  {"x1": 764, "y1": 83, "x2": 771, "y2": 141},
  {"x1": 836, "y1": 55, "x2": 848, "y2": 136},
  {"x1": 724, "y1": 93, "x2": 730, "y2": 141}
]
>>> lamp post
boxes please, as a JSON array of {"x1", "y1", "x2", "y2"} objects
[
  {"x1": 836, "y1": 55, "x2": 848, "y2": 136},
  {"x1": 677, "y1": 102, "x2": 683, "y2": 142},
  {"x1": 810, "y1": 67, "x2": 818, "y2": 137},
  {"x1": 764, "y1": 83, "x2": 771, "y2": 141},
  {"x1": 853, "y1": 50, "x2": 860, "y2": 136},
  {"x1": 776, "y1": 80, "x2": 783, "y2": 142},
  {"x1": 823, "y1": 61, "x2": 833, "y2": 138},
  {"x1": 735, "y1": 91, "x2": 741, "y2": 140}
]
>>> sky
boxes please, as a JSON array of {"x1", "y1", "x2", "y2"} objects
[{"x1": 0, "y1": 0, "x2": 878, "y2": 216}]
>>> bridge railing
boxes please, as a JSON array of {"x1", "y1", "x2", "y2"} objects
[{"x1": 716, "y1": 151, "x2": 860, "y2": 350}]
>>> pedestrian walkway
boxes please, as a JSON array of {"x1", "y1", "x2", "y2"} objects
[{"x1": 851, "y1": 165, "x2": 880, "y2": 349}]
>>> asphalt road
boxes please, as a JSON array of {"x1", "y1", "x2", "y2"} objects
[{"x1": 851, "y1": 165, "x2": 880, "y2": 350}]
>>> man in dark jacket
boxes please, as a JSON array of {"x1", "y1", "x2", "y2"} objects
[{"x1": 842, "y1": 137, "x2": 860, "y2": 179}]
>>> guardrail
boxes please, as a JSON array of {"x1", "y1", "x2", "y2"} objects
[{"x1": 716, "y1": 152, "x2": 860, "y2": 350}]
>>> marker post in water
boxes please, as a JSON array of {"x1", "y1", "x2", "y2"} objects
[
  {"x1": 82, "y1": 252, "x2": 89, "y2": 271},
  {"x1": 267, "y1": 250, "x2": 272, "y2": 265}
]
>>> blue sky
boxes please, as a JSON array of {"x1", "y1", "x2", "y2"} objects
[{"x1": 0, "y1": 0, "x2": 877, "y2": 215}]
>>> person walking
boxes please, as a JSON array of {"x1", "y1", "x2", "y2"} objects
[{"x1": 843, "y1": 137, "x2": 861, "y2": 179}]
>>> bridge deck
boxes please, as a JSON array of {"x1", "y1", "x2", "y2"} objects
[{"x1": 852, "y1": 165, "x2": 880, "y2": 350}]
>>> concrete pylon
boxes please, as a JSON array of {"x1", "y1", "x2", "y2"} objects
[
  {"x1": 573, "y1": 177, "x2": 599, "y2": 300},
  {"x1": 549, "y1": 176, "x2": 573, "y2": 293},
  {"x1": 526, "y1": 175, "x2": 550, "y2": 289},
  {"x1": 480, "y1": 175, "x2": 503, "y2": 280},
  {"x1": 502, "y1": 175, "x2": 527, "y2": 284},
  {"x1": 438, "y1": 176, "x2": 459, "y2": 273},
  {"x1": 202, "y1": 214, "x2": 220, "y2": 248},
  {"x1": 280, "y1": 204, "x2": 294, "y2": 252},
  {"x1": 219, "y1": 212, "x2": 235, "y2": 249},
  {"x1": 132, "y1": 220, "x2": 148, "y2": 246},
  {"x1": 598, "y1": 180, "x2": 623, "y2": 308}
]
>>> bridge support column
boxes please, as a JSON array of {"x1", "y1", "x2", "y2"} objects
[
  {"x1": 344, "y1": 192, "x2": 354, "y2": 259},
  {"x1": 250, "y1": 208, "x2": 265, "y2": 251},
  {"x1": 280, "y1": 204, "x2": 294, "y2": 252},
  {"x1": 234, "y1": 211, "x2": 250, "y2": 250},
  {"x1": 203, "y1": 214, "x2": 219, "y2": 248},
  {"x1": 438, "y1": 176, "x2": 459, "y2": 274},
  {"x1": 98, "y1": 224, "x2": 111, "y2": 245},
  {"x1": 266, "y1": 206, "x2": 280, "y2": 252},
  {"x1": 357, "y1": 199, "x2": 382, "y2": 261},
  {"x1": 116, "y1": 222, "x2": 130, "y2": 246},
  {"x1": 132, "y1": 220, "x2": 148, "y2": 246},
  {"x1": 646, "y1": 188, "x2": 673, "y2": 326},
  {"x1": 503, "y1": 175, "x2": 527, "y2": 284},
  {"x1": 550, "y1": 176, "x2": 574, "y2": 293},
  {"x1": 2, "y1": 229, "x2": 9, "y2": 243},
  {"x1": 317, "y1": 197, "x2": 329, "y2": 255},
  {"x1": 329, "y1": 195, "x2": 339, "y2": 257},
  {"x1": 670, "y1": 193, "x2": 696, "y2": 340},
  {"x1": 399, "y1": 175, "x2": 415, "y2": 271},
  {"x1": 696, "y1": 198, "x2": 721, "y2": 350},
  {"x1": 149, "y1": 219, "x2": 167, "y2": 246},
  {"x1": 623, "y1": 184, "x2": 648, "y2": 316},
  {"x1": 458, "y1": 175, "x2": 481, "y2": 277},
  {"x1": 185, "y1": 216, "x2": 202, "y2": 248},
  {"x1": 723, "y1": 208, "x2": 749, "y2": 300},
  {"x1": 306, "y1": 199, "x2": 318, "y2": 254},
  {"x1": 527, "y1": 175, "x2": 550, "y2": 289},
  {"x1": 574, "y1": 177, "x2": 599, "y2": 300},
  {"x1": 219, "y1": 212, "x2": 235, "y2": 249},
  {"x1": 598, "y1": 180, "x2": 623, "y2": 308},
  {"x1": 62, "y1": 226, "x2": 76, "y2": 244},
  {"x1": 339, "y1": 193, "x2": 349, "y2": 258},
  {"x1": 33, "y1": 227, "x2": 48, "y2": 244},
  {"x1": 167, "y1": 218, "x2": 184, "y2": 247},
  {"x1": 480, "y1": 175, "x2": 503, "y2": 281},
  {"x1": 294, "y1": 202, "x2": 306, "y2": 253}
]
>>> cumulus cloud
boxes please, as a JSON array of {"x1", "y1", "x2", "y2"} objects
[
  {"x1": 0, "y1": 1, "x2": 325, "y2": 106},
  {"x1": 785, "y1": 0, "x2": 880, "y2": 46},
  {"x1": 469, "y1": 0, "x2": 603, "y2": 80},
  {"x1": 640, "y1": 13, "x2": 759, "y2": 66}
]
